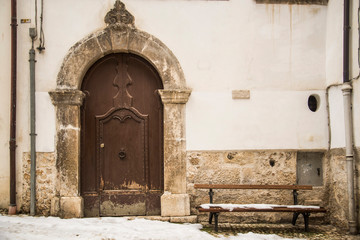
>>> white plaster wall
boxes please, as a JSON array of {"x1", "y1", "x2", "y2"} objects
[
  {"x1": 328, "y1": 86, "x2": 346, "y2": 149},
  {"x1": 0, "y1": 0, "x2": 11, "y2": 208},
  {"x1": 187, "y1": 90, "x2": 328, "y2": 150},
  {"x1": 324, "y1": 0, "x2": 345, "y2": 150},
  {"x1": 325, "y1": 0, "x2": 343, "y2": 87},
  {"x1": 353, "y1": 80, "x2": 360, "y2": 147},
  {"x1": 350, "y1": 0, "x2": 360, "y2": 148},
  {"x1": 130, "y1": 1, "x2": 327, "y2": 92},
  {"x1": 325, "y1": 0, "x2": 360, "y2": 149},
  {"x1": 36, "y1": 93, "x2": 55, "y2": 152}
]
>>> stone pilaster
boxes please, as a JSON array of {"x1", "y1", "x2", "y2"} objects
[
  {"x1": 158, "y1": 89, "x2": 191, "y2": 216},
  {"x1": 49, "y1": 89, "x2": 85, "y2": 218}
]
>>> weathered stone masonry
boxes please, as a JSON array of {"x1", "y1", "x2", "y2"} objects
[
  {"x1": 186, "y1": 150, "x2": 344, "y2": 226},
  {"x1": 49, "y1": 90, "x2": 85, "y2": 218},
  {"x1": 20, "y1": 147, "x2": 356, "y2": 229},
  {"x1": 21, "y1": 152, "x2": 56, "y2": 216}
]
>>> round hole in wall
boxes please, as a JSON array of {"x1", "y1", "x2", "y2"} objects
[
  {"x1": 269, "y1": 159, "x2": 275, "y2": 167},
  {"x1": 308, "y1": 94, "x2": 319, "y2": 112}
]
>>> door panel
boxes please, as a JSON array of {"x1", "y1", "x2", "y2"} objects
[
  {"x1": 81, "y1": 53, "x2": 163, "y2": 216},
  {"x1": 98, "y1": 108, "x2": 148, "y2": 191},
  {"x1": 100, "y1": 193, "x2": 146, "y2": 216}
]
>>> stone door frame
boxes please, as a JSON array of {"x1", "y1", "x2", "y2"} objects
[{"x1": 49, "y1": 2, "x2": 191, "y2": 218}]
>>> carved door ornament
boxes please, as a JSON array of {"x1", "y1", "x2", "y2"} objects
[
  {"x1": 112, "y1": 57, "x2": 133, "y2": 108},
  {"x1": 104, "y1": 0, "x2": 135, "y2": 27}
]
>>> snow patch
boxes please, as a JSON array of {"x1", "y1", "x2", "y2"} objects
[{"x1": 0, "y1": 215, "x2": 305, "y2": 240}]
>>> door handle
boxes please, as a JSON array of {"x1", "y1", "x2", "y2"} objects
[{"x1": 118, "y1": 150, "x2": 126, "y2": 160}]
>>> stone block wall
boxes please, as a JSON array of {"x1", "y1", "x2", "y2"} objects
[
  {"x1": 16, "y1": 147, "x2": 357, "y2": 228},
  {"x1": 356, "y1": 148, "x2": 360, "y2": 230},
  {"x1": 21, "y1": 152, "x2": 57, "y2": 215},
  {"x1": 187, "y1": 150, "x2": 328, "y2": 224},
  {"x1": 326, "y1": 148, "x2": 349, "y2": 229},
  {"x1": 324, "y1": 148, "x2": 360, "y2": 229}
]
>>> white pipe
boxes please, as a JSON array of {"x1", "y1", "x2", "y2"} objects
[{"x1": 342, "y1": 82, "x2": 357, "y2": 234}]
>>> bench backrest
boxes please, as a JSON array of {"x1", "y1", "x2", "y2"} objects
[{"x1": 193, "y1": 184, "x2": 313, "y2": 190}]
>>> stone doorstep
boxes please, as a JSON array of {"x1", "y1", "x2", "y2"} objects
[
  {"x1": 127, "y1": 215, "x2": 198, "y2": 223},
  {"x1": 170, "y1": 215, "x2": 198, "y2": 223}
]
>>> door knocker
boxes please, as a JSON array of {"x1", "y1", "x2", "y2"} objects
[{"x1": 118, "y1": 150, "x2": 126, "y2": 160}]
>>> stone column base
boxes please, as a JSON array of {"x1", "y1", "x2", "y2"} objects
[
  {"x1": 59, "y1": 196, "x2": 84, "y2": 218},
  {"x1": 50, "y1": 197, "x2": 60, "y2": 216},
  {"x1": 161, "y1": 193, "x2": 190, "y2": 217}
]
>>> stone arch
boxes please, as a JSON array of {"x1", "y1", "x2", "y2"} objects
[
  {"x1": 49, "y1": 1, "x2": 191, "y2": 218},
  {"x1": 56, "y1": 25, "x2": 187, "y2": 91}
]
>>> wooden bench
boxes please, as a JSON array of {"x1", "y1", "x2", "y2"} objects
[{"x1": 194, "y1": 184, "x2": 326, "y2": 232}]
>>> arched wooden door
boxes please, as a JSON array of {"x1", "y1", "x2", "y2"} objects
[{"x1": 80, "y1": 53, "x2": 163, "y2": 217}]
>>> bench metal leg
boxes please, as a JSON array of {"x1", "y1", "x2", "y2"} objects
[
  {"x1": 302, "y1": 213, "x2": 310, "y2": 232},
  {"x1": 214, "y1": 213, "x2": 219, "y2": 232},
  {"x1": 292, "y1": 212, "x2": 300, "y2": 225},
  {"x1": 209, "y1": 212, "x2": 214, "y2": 224}
]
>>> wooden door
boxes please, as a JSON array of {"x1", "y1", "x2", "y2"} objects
[{"x1": 80, "y1": 53, "x2": 163, "y2": 216}]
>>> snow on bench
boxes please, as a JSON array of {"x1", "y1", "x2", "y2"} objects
[
  {"x1": 194, "y1": 184, "x2": 327, "y2": 232},
  {"x1": 200, "y1": 204, "x2": 321, "y2": 211}
]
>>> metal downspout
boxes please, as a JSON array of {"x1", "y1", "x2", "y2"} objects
[
  {"x1": 342, "y1": 0, "x2": 357, "y2": 234},
  {"x1": 9, "y1": 0, "x2": 17, "y2": 215},
  {"x1": 29, "y1": 28, "x2": 37, "y2": 216}
]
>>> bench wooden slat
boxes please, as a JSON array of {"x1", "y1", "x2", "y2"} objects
[
  {"x1": 197, "y1": 207, "x2": 326, "y2": 213},
  {"x1": 194, "y1": 184, "x2": 313, "y2": 190},
  {"x1": 194, "y1": 183, "x2": 325, "y2": 232}
]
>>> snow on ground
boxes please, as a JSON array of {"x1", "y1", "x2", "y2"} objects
[{"x1": 0, "y1": 215, "x2": 304, "y2": 240}]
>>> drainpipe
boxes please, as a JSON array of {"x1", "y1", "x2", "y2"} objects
[
  {"x1": 342, "y1": 0, "x2": 357, "y2": 234},
  {"x1": 9, "y1": 0, "x2": 17, "y2": 215},
  {"x1": 29, "y1": 28, "x2": 37, "y2": 216}
]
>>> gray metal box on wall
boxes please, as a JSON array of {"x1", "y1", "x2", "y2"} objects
[{"x1": 296, "y1": 152, "x2": 323, "y2": 186}]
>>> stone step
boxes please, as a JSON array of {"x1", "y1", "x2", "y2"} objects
[{"x1": 127, "y1": 215, "x2": 198, "y2": 223}]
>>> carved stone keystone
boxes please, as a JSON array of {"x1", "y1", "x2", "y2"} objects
[{"x1": 104, "y1": 0, "x2": 135, "y2": 27}]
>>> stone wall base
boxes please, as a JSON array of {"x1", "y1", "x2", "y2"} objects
[
  {"x1": 50, "y1": 197, "x2": 60, "y2": 216},
  {"x1": 20, "y1": 152, "x2": 56, "y2": 216},
  {"x1": 17, "y1": 147, "x2": 358, "y2": 229},
  {"x1": 161, "y1": 193, "x2": 190, "y2": 217},
  {"x1": 59, "y1": 196, "x2": 84, "y2": 218},
  {"x1": 187, "y1": 150, "x2": 328, "y2": 224}
]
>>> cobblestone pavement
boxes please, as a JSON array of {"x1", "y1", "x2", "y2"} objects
[{"x1": 201, "y1": 223, "x2": 360, "y2": 240}]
